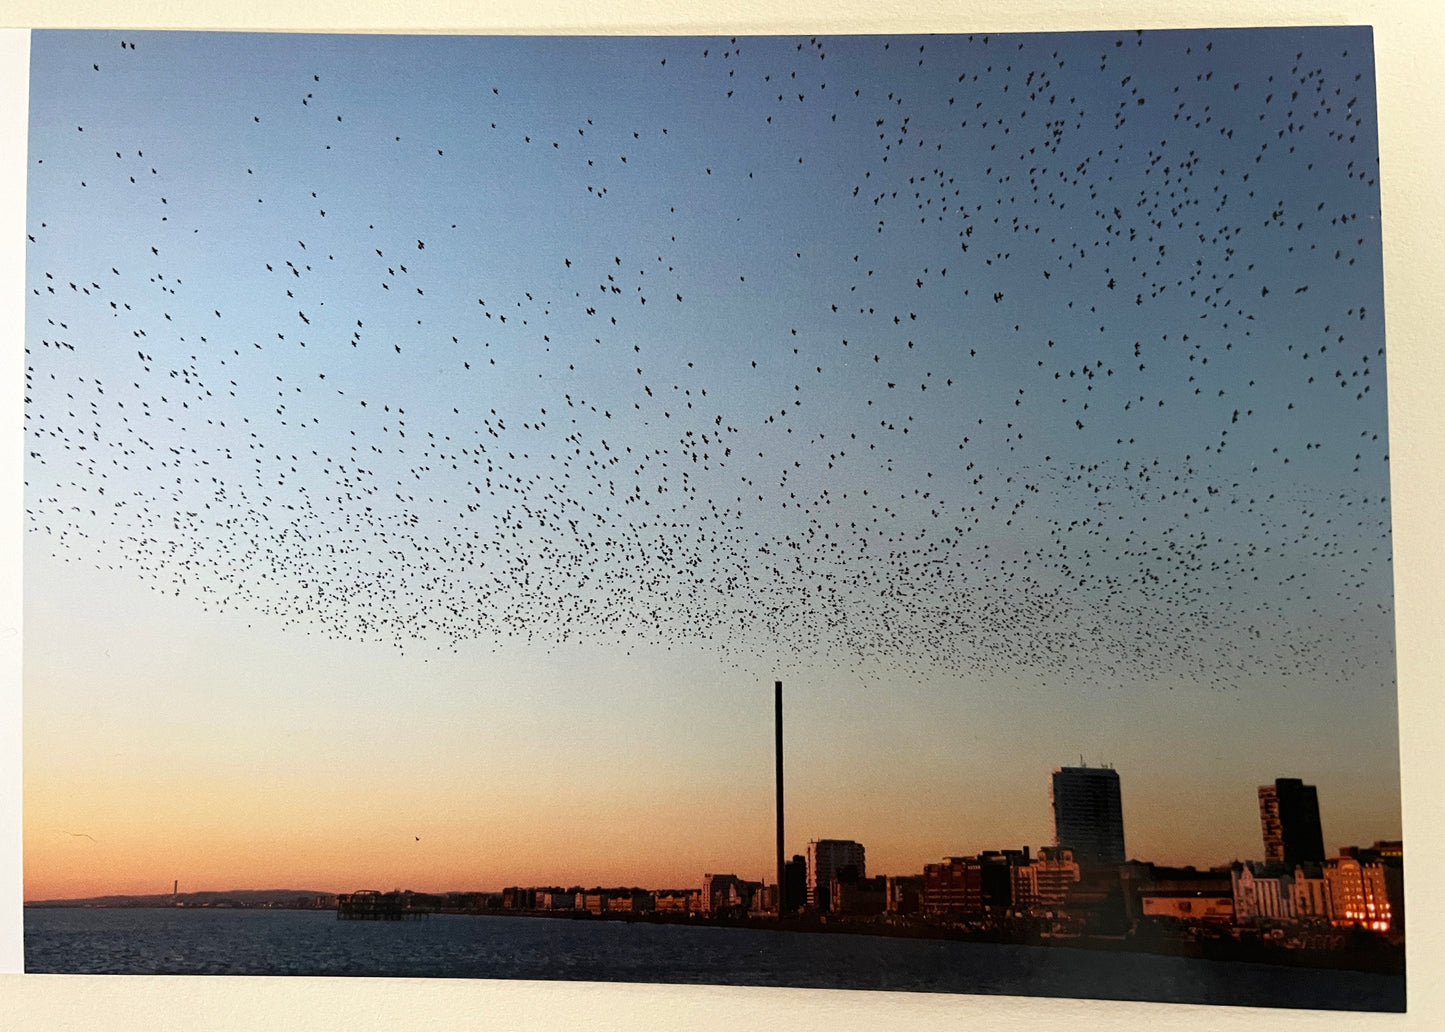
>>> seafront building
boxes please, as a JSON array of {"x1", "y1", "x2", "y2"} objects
[
  {"x1": 783, "y1": 854, "x2": 807, "y2": 915},
  {"x1": 806, "y1": 839, "x2": 865, "y2": 912},
  {"x1": 1323, "y1": 853, "x2": 1395, "y2": 932},
  {"x1": 920, "y1": 856, "x2": 984, "y2": 916},
  {"x1": 1258, "y1": 777, "x2": 1326, "y2": 866},
  {"x1": 1016, "y1": 846, "x2": 1081, "y2": 911},
  {"x1": 1051, "y1": 765, "x2": 1126, "y2": 866},
  {"x1": 1230, "y1": 861, "x2": 1294, "y2": 922},
  {"x1": 701, "y1": 873, "x2": 762, "y2": 916}
]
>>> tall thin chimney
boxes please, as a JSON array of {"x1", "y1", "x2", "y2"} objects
[{"x1": 775, "y1": 680, "x2": 784, "y2": 915}]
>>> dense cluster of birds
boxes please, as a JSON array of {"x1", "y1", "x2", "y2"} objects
[{"x1": 24, "y1": 30, "x2": 1393, "y2": 692}]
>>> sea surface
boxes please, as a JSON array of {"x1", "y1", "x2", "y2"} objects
[{"x1": 24, "y1": 908, "x2": 1404, "y2": 1011}]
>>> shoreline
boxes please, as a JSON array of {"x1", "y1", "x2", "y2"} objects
[
  {"x1": 478, "y1": 908, "x2": 1407, "y2": 976},
  {"x1": 25, "y1": 901, "x2": 1406, "y2": 978}
]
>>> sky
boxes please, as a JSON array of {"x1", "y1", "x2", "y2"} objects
[{"x1": 20, "y1": 28, "x2": 1398, "y2": 901}]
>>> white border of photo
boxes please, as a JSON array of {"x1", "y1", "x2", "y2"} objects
[{"x1": 2, "y1": 2, "x2": 1440, "y2": 1029}]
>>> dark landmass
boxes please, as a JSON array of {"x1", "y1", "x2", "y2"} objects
[{"x1": 25, "y1": 889, "x2": 332, "y2": 909}]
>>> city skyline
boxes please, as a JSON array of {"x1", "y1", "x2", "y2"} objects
[
  {"x1": 21, "y1": 28, "x2": 1399, "y2": 904},
  {"x1": 22, "y1": 746, "x2": 1400, "y2": 901}
]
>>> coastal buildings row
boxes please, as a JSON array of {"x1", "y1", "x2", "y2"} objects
[
  {"x1": 461, "y1": 836, "x2": 1398, "y2": 938},
  {"x1": 329, "y1": 767, "x2": 1399, "y2": 946}
]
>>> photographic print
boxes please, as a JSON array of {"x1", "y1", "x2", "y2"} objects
[{"x1": 20, "y1": 27, "x2": 1403, "y2": 1012}]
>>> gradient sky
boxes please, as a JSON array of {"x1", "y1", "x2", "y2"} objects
[{"x1": 22, "y1": 28, "x2": 1397, "y2": 901}]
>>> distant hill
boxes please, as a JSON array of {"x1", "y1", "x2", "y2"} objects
[{"x1": 25, "y1": 889, "x2": 335, "y2": 908}]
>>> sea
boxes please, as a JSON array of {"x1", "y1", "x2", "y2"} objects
[{"x1": 23, "y1": 908, "x2": 1405, "y2": 1012}]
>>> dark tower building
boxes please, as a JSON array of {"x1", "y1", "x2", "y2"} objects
[
  {"x1": 1051, "y1": 765, "x2": 1126, "y2": 867},
  {"x1": 806, "y1": 839, "x2": 866, "y2": 911},
  {"x1": 1259, "y1": 778, "x2": 1325, "y2": 866},
  {"x1": 783, "y1": 854, "x2": 807, "y2": 916}
]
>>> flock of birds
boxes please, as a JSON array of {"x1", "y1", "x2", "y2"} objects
[{"x1": 24, "y1": 30, "x2": 1393, "y2": 693}]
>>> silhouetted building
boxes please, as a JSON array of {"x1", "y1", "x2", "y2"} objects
[
  {"x1": 978, "y1": 849, "x2": 1031, "y2": 913},
  {"x1": 806, "y1": 839, "x2": 865, "y2": 912},
  {"x1": 885, "y1": 874, "x2": 922, "y2": 915},
  {"x1": 1130, "y1": 865, "x2": 1234, "y2": 924},
  {"x1": 750, "y1": 883, "x2": 781, "y2": 915},
  {"x1": 1015, "y1": 846, "x2": 1080, "y2": 912},
  {"x1": 502, "y1": 887, "x2": 536, "y2": 910},
  {"x1": 529, "y1": 889, "x2": 572, "y2": 911},
  {"x1": 1258, "y1": 778, "x2": 1326, "y2": 867},
  {"x1": 831, "y1": 873, "x2": 887, "y2": 915},
  {"x1": 783, "y1": 854, "x2": 807, "y2": 915},
  {"x1": 653, "y1": 891, "x2": 692, "y2": 913},
  {"x1": 1064, "y1": 865, "x2": 1132, "y2": 934},
  {"x1": 702, "y1": 873, "x2": 753, "y2": 915},
  {"x1": 921, "y1": 857, "x2": 984, "y2": 917},
  {"x1": 1368, "y1": 839, "x2": 1404, "y2": 862},
  {"x1": 1290, "y1": 863, "x2": 1330, "y2": 920},
  {"x1": 1051, "y1": 765, "x2": 1125, "y2": 866}
]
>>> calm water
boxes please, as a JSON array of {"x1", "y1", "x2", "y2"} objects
[{"x1": 24, "y1": 908, "x2": 1404, "y2": 1011}]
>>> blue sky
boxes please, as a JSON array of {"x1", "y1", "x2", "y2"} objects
[{"x1": 22, "y1": 28, "x2": 1397, "y2": 896}]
